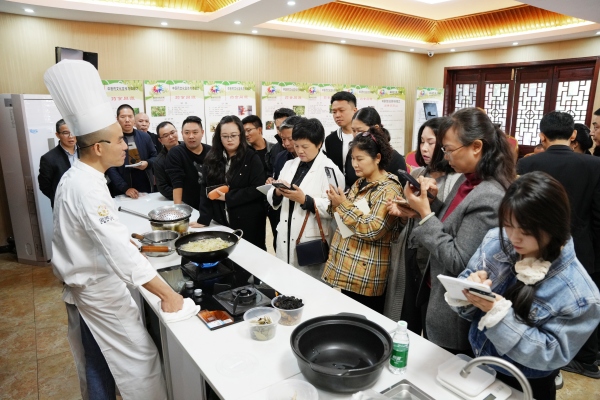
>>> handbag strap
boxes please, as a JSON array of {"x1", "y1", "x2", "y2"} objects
[{"x1": 296, "y1": 208, "x2": 327, "y2": 244}]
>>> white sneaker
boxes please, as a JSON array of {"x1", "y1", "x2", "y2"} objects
[{"x1": 555, "y1": 371, "x2": 564, "y2": 390}]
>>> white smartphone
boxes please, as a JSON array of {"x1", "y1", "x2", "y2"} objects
[{"x1": 325, "y1": 167, "x2": 340, "y2": 194}]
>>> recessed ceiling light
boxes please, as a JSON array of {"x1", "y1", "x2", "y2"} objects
[
  {"x1": 234, "y1": 20, "x2": 241, "y2": 25},
  {"x1": 450, "y1": 49, "x2": 455, "y2": 52},
  {"x1": 596, "y1": 31, "x2": 600, "y2": 35},
  {"x1": 513, "y1": 42, "x2": 519, "y2": 45},
  {"x1": 340, "y1": 40, "x2": 346, "y2": 44},
  {"x1": 287, "y1": 1, "x2": 296, "y2": 5},
  {"x1": 252, "y1": 30, "x2": 258, "y2": 34},
  {"x1": 161, "y1": 22, "x2": 168, "y2": 26},
  {"x1": 409, "y1": 49, "x2": 415, "y2": 52},
  {"x1": 24, "y1": 8, "x2": 34, "y2": 13}
]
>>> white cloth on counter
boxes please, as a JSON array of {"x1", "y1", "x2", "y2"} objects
[{"x1": 158, "y1": 298, "x2": 200, "y2": 323}]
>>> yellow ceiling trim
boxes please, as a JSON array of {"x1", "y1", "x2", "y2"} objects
[
  {"x1": 92, "y1": 0, "x2": 240, "y2": 13},
  {"x1": 277, "y1": 2, "x2": 588, "y2": 44}
]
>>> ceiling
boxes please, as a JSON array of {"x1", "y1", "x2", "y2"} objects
[{"x1": 0, "y1": 0, "x2": 598, "y2": 54}]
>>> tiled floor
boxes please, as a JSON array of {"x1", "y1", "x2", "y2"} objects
[{"x1": 1, "y1": 251, "x2": 598, "y2": 399}]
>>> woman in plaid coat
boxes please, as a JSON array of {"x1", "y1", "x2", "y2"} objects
[{"x1": 322, "y1": 126, "x2": 403, "y2": 313}]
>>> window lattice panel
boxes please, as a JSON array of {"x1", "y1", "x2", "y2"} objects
[
  {"x1": 554, "y1": 80, "x2": 591, "y2": 125},
  {"x1": 514, "y1": 82, "x2": 546, "y2": 145},
  {"x1": 484, "y1": 83, "x2": 510, "y2": 131},
  {"x1": 454, "y1": 84, "x2": 477, "y2": 110}
]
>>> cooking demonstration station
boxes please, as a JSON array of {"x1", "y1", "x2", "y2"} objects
[{"x1": 118, "y1": 193, "x2": 525, "y2": 400}]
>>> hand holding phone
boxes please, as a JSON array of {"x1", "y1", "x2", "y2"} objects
[
  {"x1": 272, "y1": 181, "x2": 294, "y2": 191},
  {"x1": 325, "y1": 166, "x2": 340, "y2": 194},
  {"x1": 397, "y1": 169, "x2": 435, "y2": 200},
  {"x1": 467, "y1": 288, "x2": 496, "y2": 302}
]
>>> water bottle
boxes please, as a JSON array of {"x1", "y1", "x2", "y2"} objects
[{"x1": 389, "y1": 320, "x2": 409, "y2": 374}]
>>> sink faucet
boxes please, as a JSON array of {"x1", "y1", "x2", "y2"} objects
[{"x1": 460, "y1": 356, "x2": 533, "y2": 400}]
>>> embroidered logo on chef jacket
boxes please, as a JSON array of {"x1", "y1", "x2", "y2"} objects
[{"x1": 97, "y1": 205, "x2": 115, "y2": 224}]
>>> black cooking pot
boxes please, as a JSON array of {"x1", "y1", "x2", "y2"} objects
[
  {"x1": 174, "y1": 229, "x2": 243, "y2": 263},
  {"x1": 290, "y1": 313, "x2": 392, "y2": 393}
]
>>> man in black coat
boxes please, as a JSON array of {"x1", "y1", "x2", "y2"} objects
[
  {"x1": 324, "y1": 91, "x2": 357, "y2": 174},
  {"x1": 38, "y1": 119, "x2": 78, "y2": 208},
  {"x1": 517, "y1": 111, "x2": 600, "y2": 379},
  {"x1": 153, "y1": 121, "x2": 181, "y2": 200},
  {"x1": 135, "y1": 112, "x2": 162, "y2": 154}
]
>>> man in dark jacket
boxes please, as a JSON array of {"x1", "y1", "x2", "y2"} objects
[
  {"x1": 165, "y1": 116, "x2": 211, "y2": 210},
  {"x1": 517, "y1": 111, "x2": 600, "y2": 379},
  {"x1": 324, "y1": 91, "x2": 357, "y2": 174},
  {"x1": 153, "y1": 121, "x2": 181, "y2": 200},
  {"x1": 135, "y1": 112, "x2": 162, "y2": 154},
  {"x1": 106, "y1": 104, "x2": 157, "y2": 198},
  {"x1": 265, "y1": 108, "x2": 295, "y2": 183},
  {"x1": 38, "y1": 119, "x2": 78, "y2": 208}
]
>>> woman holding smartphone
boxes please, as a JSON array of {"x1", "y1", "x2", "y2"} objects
[
  {"x1": 195, "y1": 115, "x2": 267, "y2": 250},
  {"x1": 322, "y1": 126, "x2": 403, "y2": 313},
  {"x1": 266, "y1": 118, "x2": 343, "y2": 278},
  {"x1": 404, "y1": 107, "x2": 515, "y2": 355},
  {"x1": 450, "y1": 172, "x2": 600, "y2": 400},
  {"x1": 384, "y1": 117, "x2": 459, "y2": 332}
]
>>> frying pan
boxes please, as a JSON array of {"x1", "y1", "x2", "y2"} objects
[{"x1": 175, "y1": 229, "x2": 243, "y2": 263}]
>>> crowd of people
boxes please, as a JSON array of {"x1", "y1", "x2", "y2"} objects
[{"x1": 39, "y1": 74, "x2": 600, "y2": 399}]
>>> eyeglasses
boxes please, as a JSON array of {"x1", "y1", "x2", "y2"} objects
[
  {"x1": 160, "y1": 130, "x2": 178, "y2": 139},
  {"x1": 221, "y1": 134, "x2": 240, "y2": 141},
  {"x1": 440, "y1": 144, "x2": 466, "y2": 156},
  {"x1": 78, "y1": 140, "x2": 111, "y2": 149},
  {"x1": 58, "y1": 131, "x2": 73, "y2": 137}
]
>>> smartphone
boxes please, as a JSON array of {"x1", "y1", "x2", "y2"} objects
[
  {"x1": 272, "y1": 182, "x2": 294, "y2": 190},
  {"x1": 324, "y1": 166, "x2": 340, "y2": 194},
  {"x1": 397, "y1": 169, "x2": 435, "y2": 200},
  {"x1": 468, "y1": 288, "x2": 496, "y2": 302}
]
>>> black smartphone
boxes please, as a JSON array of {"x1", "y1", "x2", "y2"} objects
[
  {"x1": 397, "y1": 169, "x2": 435, "y2": 200},
  {"x1": 272, "y1": 182, "x2": 294, "y2": 190},
  {"x1": 324, "y1": 166, "x2": 340, "y2": 194},
  {"x1": 468, "y1": 288, "x2": 496, "y2": 302}
]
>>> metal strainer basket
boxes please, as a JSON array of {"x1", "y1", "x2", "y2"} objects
[{"x1": 118, "y1": 204, "x2": 193, "y2": 222}]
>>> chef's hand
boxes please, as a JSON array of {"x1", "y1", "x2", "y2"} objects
[
  {"x1": 190, "y1": 222, "x2": 206, "y2": 228},
  {"x1": 125, "y1": 188, "x2": 139, "y2": 199},
  {"x1": 133, "y1": 160, "x2": 148, "y2": 170},
  {"x1": 326, "y1": 184, "x2": 346, "y2": 208},
  {"x1": 405, "y1": 176, "x2": 437, "y2": 218},
  {"x1": 161, "y1": 291, "x2": 185, "y2": 313},
  {"x1": 142, "y1": 276, "x2": 184, "y2": 313}
]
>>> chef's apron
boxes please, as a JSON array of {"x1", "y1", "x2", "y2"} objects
[{"x1": 67, "y1": 274, "x2": 166, "y2": 400}]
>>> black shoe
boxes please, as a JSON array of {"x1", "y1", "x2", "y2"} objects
[{"x1": 562, "y1": 359, "x2": 600, "y2": 379}]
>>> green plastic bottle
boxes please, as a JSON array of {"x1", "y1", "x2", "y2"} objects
[{"x1": 389, "y1": 320, "x2": 409, "y2": 374}]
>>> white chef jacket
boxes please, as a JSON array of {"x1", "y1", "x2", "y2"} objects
[
  {"x1": 52, "y1": 159, "x2": 157, "y2": 300},
  {"x1": 52, "y1": 159, "x2": 166, "y2": 400}
]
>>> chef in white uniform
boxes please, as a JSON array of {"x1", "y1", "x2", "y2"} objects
[{"x1": 44, "y1": 60, "x2": 183, "y2": 400}]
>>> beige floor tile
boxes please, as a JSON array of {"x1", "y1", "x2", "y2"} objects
[
  {"x1": 0, "y1": 293, "x2": 35, "y2": 328},
  {"x1": 0, "y1": 277, "x2": 34, "y2": 301},
  {"x1": 38, "y1": 350, "x2": 82, "y2": 400},
  {"x1": 0, "y1": 323, "x2": 37, "y2": 363},
  {"x1": 0, "y1": 358, "x2": 38, "y2": 400},
  {"x1": 32, "y1": 266, "x2": 61, "y2": 289},
  {"x1": 36, "y1": 322, "x2": 70, "y2": 360},
  {"x1": 558, "y1": 370, "x2": 600, "y2": 400}
]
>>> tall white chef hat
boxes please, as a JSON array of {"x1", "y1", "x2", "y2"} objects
[{"x1": 43, "y1": 60, "x2": 115, "y2": 137}]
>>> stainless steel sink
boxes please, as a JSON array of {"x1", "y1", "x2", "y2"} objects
[{"x1": 380, "y1": 379, "x2": 434, "y2": 399}]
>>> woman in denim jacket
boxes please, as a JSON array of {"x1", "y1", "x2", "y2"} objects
[{"x1": 449, "y1": 172, "x2": 600, "y2": 400}]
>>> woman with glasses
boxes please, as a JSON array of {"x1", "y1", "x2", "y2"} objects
[
  {"x1": 322, "y1": 126, "x2": 403, "y2": 313},
  {"x1": 345, "y1": 107, "x2": 406, "y2": 188},
  {"x1": 384, "y1": 117, "x2": 460, "y2": 332},
  {"x1": 196, "y1": 115, "x2": 267, "y2": 250},
  {"x1": 403, "y1": 107, "x2": 516, "y2": 355},
  {"x1": 267, "y1": 118, "x2": 344, "y2": 278}
]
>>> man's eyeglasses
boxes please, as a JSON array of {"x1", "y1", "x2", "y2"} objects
[
  {"x1": 58, "y1": 131, "x2": 73, "y2": 137},
  {"x1": 221, "y1": 134, "x2": 240, "y2": 141},
  {"x1": 440, "y1": 144, "x2": 466, "y2": 156},
  {"x1": 159, "y1": 130, "x2": 178, "y2": 140}
]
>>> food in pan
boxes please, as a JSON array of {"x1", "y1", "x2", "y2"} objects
[{"x1": 180, "y1": 238, "x2": 233, "y2": 252}]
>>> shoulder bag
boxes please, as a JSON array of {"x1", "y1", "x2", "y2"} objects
[{"x1": 295, "y1": 208, "x2": 329, "y2": 266}]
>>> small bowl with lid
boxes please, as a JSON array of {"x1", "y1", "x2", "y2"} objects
[{"x1": 243, "y1": 307, "x2": 281, "y2": 341}]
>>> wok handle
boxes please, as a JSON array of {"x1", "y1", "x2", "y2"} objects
[
  {"x1": 232, "y1": 229, "x2": 244, "y2": 241},
  {"x1": 140, "y1": 245, "x2": 170, "y2": 253},
  {"x1": 118, "y1": 207, "x2": 151, "y2": 220},
  {"x1": 309, "y1": 363, "x2": 350, "y2": 376},
  {"x1": 131, "y1": 233, "x2": 145, "y2": 241}
]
